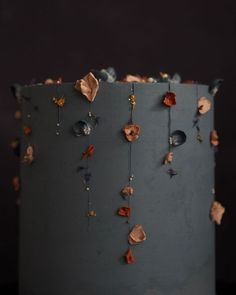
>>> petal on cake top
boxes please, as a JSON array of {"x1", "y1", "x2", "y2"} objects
[
  {"x1": 82, "y1": 144, "x2": 95, "y2": 160},
  {"x1": 123, "y1": 74, "x2": 147, "y2": 83},
  {"x1": 210, "y1": 201, "x2": 225, "y2": 225},
  {"x1": 198, "y1": 97, "x2": 211, "y2": 114},
  {"x1": 123, "y1": 123, "x2": 141, "y2": 142},
  {"x1": 128, "y1": 224, "x2": 146, "y2": 245},
  {"x1": 75, "y1": 72, "x2": 99, "y2": 102},
  {"x1": 210, "y1": 129, "x2": 219, "y2": 146},
  {"x1": 163, "y1": 91, "x2": 176, "y2": 107},
  {"x1": 124, "y1": 248, "x2": 135, "y2": 264}
]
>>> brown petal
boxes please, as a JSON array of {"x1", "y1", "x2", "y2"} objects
[
  {"x1": 23, "y1": 126, "x2": 32, "y2": 136},
  {"x1": 12, "y1": 176, "x2": 20, "y2": 192},
  {"x1": 198, "y1": 97, "x2": 211, "y2": 114},
  {"x1": 163, "y1": 91, "x2": 176, "y2": 107},
  {"x1": 75, "y1": 72, "x2": 99, "y2": 102},
  {"x1": 211, "y1": 201, "x2": 225, "y2": 225},
  {"x1": 163, "y1": 152, "x2": 173, "y2": 164},
  {"x1": 210, "y1": 129, "x2": 219, "y2": 146},
  {"x1": 123, "y1": 74, "x2": 147, "y2": 83},
  {"x1": 117, "y1": 206, "x2": 131, "y2": 217},
  {"x1": 124, "y1": 248, "x2": 135, "y2": 264},
  {"x1": 123, "y1": 123, "x2": 141, "y2": 142},
  {"x1": 128, "y1": 224, "x2": 146, "y2": 245},
  {"x1": 120, "y1": 186, "x2": 134, "y2": 197},
  {"x1": 82, "y1": 144, "x2": 95, "y2": 160}
]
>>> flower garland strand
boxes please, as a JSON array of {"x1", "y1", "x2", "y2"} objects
[
  {"x1": 120, "y1": 83, "x2": 146, "y2": 264},
  {"x1": 52, "y1": 80, "x2": 65, "y2": 136}
]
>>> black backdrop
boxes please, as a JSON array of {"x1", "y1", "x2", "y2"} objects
[{"x1": 0, "y1": 0, "x2": 235, "y2": 293}]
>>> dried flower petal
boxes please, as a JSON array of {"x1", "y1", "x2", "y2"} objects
[
  {"x1": 163, "y1": 152, "x2": 173, "y2": 164},
  {"x1": 88, "y1": 210, "x2": 97, "y2": 217},
  {"x1": 124, "y1": 248, "x2": 135, "y2": 264},
  {"x1": 75, "y1": 72, "x2": 99, "y2": 102},
  {"x1": 209, "y1": 79, "x2": 224, "y2": 97},
  {"x1": 210, "y1": 129, "x2": 219, "y2": 146},
  {"x1": 23, "y1": 126, "x2": 32, "y2": 136},
  {"x1": 22, "y1": 144, "x2": 34, "y2": 164},
  {"x1": 120, "y1": 186, "x2": 134, "y2": 197},
  {"x1": 82, "y1": 144, "x2": 95, "y2": 160},
  {"x1": 163, "y1": 91, "x2": 176, "y2": 107},
  {"x1": 198, "y1": 97, "x2": 211, "y2": 114},
  {"x1": 128, "y1": 224, "x2": 146, "y2": 245},
  {"x1": 123, "y1": 74, "x2": 147, "y2": 83},
  {"x1": 167, "y1": 168, "x2": 178, "y2": 178},
  {"x1": 211, "y1": 201, "x2": 225, "y2": 225},
  {"x1": 12, "y1": 176, "x2": 20, "y2": 192},
  {"x1": 123, "y1": 123, "x2": 141, "y2": 142},
  {"x1": 117, "y1": 206, "x2": 131, "y2": 217},
  {"x1": 53, "y1": 97, "x2": 65, "y2": 107}
]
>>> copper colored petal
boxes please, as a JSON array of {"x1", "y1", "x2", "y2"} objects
[
  {"x1": 210, "y1": 130, "x2": 219, "y2": 146},
  {"x1": 22, "y1": 145, "x2": 34, "y2": 164},
  {"x1": 163, "y1": 91, "x2": 176, "y2": 107},
  {"x1": 53, "y1": 97, "x2": 65, "y2": 107},
  {"x1": 163, "y1": 152, "x2": 173, "y2": 164},
  {"x1": 211, "y1": 201, "x2": 225, "y2": 225},
  {"x1": 23, "y1": 126, "x2": 32, "y2": 136},
  {"x1": 123, "y1": 74, "x2": 147, "y2": 83},
  {"x1": 75, "y1": 72, "x2": 99, "y2": 102},
  {"x1": 128, "y1": 224, "x2": 146, "y2": 245},
  {"x1": 123, "y1": 123, "x2": 141, "y2": 142},
  {"x1": 124, "y1": 248, "x2": 135, "y2": 264},
  {"x1": 82, "y1": 144, "x2": 95, "y2": 159},
  {"x1": 120, "y1": 186, "x2": 134, "y2": 197},
  {"x1": 198, "y1": 97, "x2": 211, "y2": 114},
  {"x1": 117, "y1": 206, "x2": 131, "y2": 217},
  {"x1": 12, "y1": 176, "x2": 20, "y2": 192}
]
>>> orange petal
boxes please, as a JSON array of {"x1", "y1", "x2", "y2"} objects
[
  {"x1": 120, "y1": 186, "x2": 134, "y2": 197},
  {"x1": 75, "y1": 72, "x2": 99, "y2": 102},
  {"x1": 123, "y1": 123, "x2": 141, "y2": 142},
  {"x1": 82, "y1": 144, "x2": 95, "y2": 159},
  {"x1": 198, "y1": 97, "x2": 211, "y2": 114},
  {"x1": 124, "y1": 248, "x2": 135, "y2": 264},
  {"x1": 210, "y1": 129, "x2": 219, "y2": 146},
  {"x1": 117, "y1": 206, "x2": 131, "y2": 217},
  {"x1": 128, "y1": 224, "x2": 146, "y2": 245},
  {"x1": 163, "y1": 91, "x2": 176, "y2": 107},
  {"x1": 211, "y1": 201, "x2": 225, "y2": 225}
]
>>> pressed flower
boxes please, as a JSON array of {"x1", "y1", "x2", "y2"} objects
[
  {"x1": 198, "y1": 97, "x2": 211, "y2": 114},
  {"x1": 123, "y1": 123, "x2": 141, "y2": 142},
  {"x1": 124, "y1": 248, "x2": 135, "y2": 264},
  {"x1": 210, "y1": 129, "x2": 219, "y2": 146},
  {"x1": 211, "y1": 201, "x2": 225, "y2": 225},
  {"x1": 120, "y1": 186, "x2": 134, "y2": 197},
  {"x1": 117, "y1": 206, "x2": 131, "y2": 217},
  {"x1": 82, "y1": 144, "x2": 95, "y2": 160},
  {"x1": 75, "y1": 72, "x2": 99, "y2": 102},
  {"x1": 163, "y1": 91, "x2": 176, "y2": 107},
  {"x1": 87, "y1": 210, "x2": 97, "y2": 217},
  {"x1": 128, "y1": 224, "x2": 146, "y2": 245}
]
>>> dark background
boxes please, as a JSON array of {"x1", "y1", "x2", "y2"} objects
[{"x1": 0, "y1": 0, "x2": 235, "y2": 293}]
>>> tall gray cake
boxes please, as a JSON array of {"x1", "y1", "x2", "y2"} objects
[{"x1": 19, "y1": 80, "x2": 215, "y2": 295}]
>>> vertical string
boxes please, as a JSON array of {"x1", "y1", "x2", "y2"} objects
[
  {"x1": 87, "y1": 103, "x2": 92, "y2": 231},
  {"x1": 168, "y1": 82, "x2": 172, "y2": 152}
]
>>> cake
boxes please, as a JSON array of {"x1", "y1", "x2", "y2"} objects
[{"x1": 15, "y1": 69, "x2": 224, "y2": 295}]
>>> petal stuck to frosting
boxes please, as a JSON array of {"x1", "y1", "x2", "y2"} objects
[
  {"x1": 128, "y1": 224, "x2": 146, "y2": 245},
  {"x1": 210, "y1": 129, "x2": 219, "y2": 146},
  {"x1": 163, "y1": 91, "x2": 176, "y2": 107},
  {"x1": 123, "y1": 123, "x2": 141, "y2": 142},
  {"x1": 198, "y1": 97, "x2": 211, "y2": 114}
]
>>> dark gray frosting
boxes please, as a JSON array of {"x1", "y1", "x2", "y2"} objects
[{"x1": 19, "y1": 82, "x2": 215, "y2": 295}]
